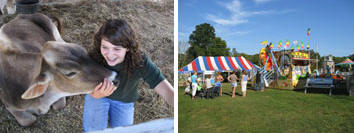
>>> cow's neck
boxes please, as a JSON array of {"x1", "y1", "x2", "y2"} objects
[{"x1": 39, "y1": 88, "x2": 69, "y2": 108}]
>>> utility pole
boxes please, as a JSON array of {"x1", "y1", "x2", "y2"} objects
[{"x1": 316, "y1": 43, "x2": 318, "y2": 71}]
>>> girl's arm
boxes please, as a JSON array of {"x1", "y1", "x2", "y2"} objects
[
  {"x1": 154, "y1": 79, "x2": 174, "y2": 107},
  {"x1": 227, "y1": 76, "x2": 231, "y2": 82}
]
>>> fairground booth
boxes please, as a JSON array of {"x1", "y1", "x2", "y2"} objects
[
  {"x1": 178, "y1": 56, "x2": 260, "y2": 83},
  {"x1": 258, "y1": 44, "x2": 315, "y2": 90}
]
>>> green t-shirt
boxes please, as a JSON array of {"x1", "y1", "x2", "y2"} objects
[{"x1": 106, "y1": 54, "x2": 165, "y2": 103}]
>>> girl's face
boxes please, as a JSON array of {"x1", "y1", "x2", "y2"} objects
[{"x1": 100, "y1": 39, "x2": 128, "y2": 66}]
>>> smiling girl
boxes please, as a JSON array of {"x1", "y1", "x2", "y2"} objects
[{"x1": 82, "y1": 19, "x2": 174, "y2": 132}]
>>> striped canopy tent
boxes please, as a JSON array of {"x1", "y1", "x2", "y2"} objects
[
  {"x1": 179, "y1": 56, "x2": 260, "y2": 73},
  {"x1": 336, "y1": 58, "x2": 354, "y2": 71},
  {"x1": 335, "y1": 58, "x2": 354, "y2": 65}
]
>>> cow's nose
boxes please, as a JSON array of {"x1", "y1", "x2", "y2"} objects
[
  {"x1": 108, "y1": 71, "x2": 117, "y2": 82},
  {"x1": 108, "y1": 71, "x2": 119, "y2": 87}
]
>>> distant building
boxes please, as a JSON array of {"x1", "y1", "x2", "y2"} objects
[{"x1": 322, "y1": 55, "x2": 335, "y2": 74}]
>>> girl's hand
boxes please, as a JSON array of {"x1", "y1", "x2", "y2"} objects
[{"x1": 90, "y1": 78, "x2": 117, "y2": 99}]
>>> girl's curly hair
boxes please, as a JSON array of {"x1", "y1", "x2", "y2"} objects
[{"x1": 89, "y1": 19, "x2": 143, "y2": 76}]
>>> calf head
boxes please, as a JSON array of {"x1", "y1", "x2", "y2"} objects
[
  {"x1": 20, "y1": 41, "x2": 116, "y2": 100},
  {"x1": 0, "y1": 13, "x2": 117, "y2": 126}
]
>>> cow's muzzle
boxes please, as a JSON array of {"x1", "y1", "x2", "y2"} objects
[{"x1": 108, "y1": 71, "x2": 119, "y2": 87}]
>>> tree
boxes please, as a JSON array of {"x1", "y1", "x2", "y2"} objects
[
  {"x1": 306, "y1": 49, "x2": 322, "y2": 70},
  {"x1": 178, "y1": 40, "x2": 189, "y2": 54},
  {"x1": 178, "y1": 53, "x2": 187, "y2": 68},
  {"x1": 187, "y1": 23, "x2": 215, "y2": 59},
  {"x1": 178, "y1": 41, "x2": 190, "y2": 68},
  {"x1": 209, "y1": 37, "x2": 230, "y2": 56},
  {"x1": 333, "y1": 56, "x2": 346, "y2": 64},
  {"x1": 186, "y1": 23, "x2": 230, "y2": 62},
  {"x1": 231, "y1": 48, "x2": 237, "y2": 56},
  {"x1": 348, "y1": 54, "x2": 354, "y2": 61},
  {"x1": 249, "y1": 54, "x2": 260, "y2": 65}
]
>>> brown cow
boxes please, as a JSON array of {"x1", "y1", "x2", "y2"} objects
[{"x1": 0, "y1": 13, "x2": 116, "y2": 126}]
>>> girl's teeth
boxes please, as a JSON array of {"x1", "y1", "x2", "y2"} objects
[{"x1": 108, "y1": 58, "x2": 116, "y2": 61}]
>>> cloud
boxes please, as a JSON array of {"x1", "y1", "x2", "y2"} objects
[
  {"x1": 214, "y1": 25, "x2": 251, "y2": 37},
  {"x1": 206, "y1": 14, "x2": 248, "y2": 25},
  {"x1": 254, "y1": 0, "x2": 272, "y2": 4},
  {"x1": 206, "y1": 0, "x2": 266, "y2": 25},
  {"x1": 206, "y1": 0, "x2": 293, "y2": 26},
  {"x1": 234, "y1": 31, "x2": 251, "y2": 35}
]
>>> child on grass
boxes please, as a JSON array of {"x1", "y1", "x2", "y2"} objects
[{"x1": 241, "y1": 70, "x2": 250, "y2": 97}]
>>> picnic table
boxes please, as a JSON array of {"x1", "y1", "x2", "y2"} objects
[
  {"x1": 304, "y1": 78, "x2": 335, "y2": 95},
  {"x1": 305, "y1": 75, "x2": 353, "y2": 96}
]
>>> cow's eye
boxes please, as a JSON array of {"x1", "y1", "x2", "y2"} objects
[{"x1": 65, "y1": 72, "x2": 77, "y2": 77}]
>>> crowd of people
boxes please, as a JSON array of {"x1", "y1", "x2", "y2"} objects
[{"x1": 184, "y1": 70, "x2": 263, "y2": 100}]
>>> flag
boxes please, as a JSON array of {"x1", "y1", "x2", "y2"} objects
[
  {"x1": 291, "y1": 45, "x2": 294, "y2": 50},
  {"x1": 301, "y1": 41, "x2": 304, "y2": 49},
  {"x1": 278, "y1": 41, "x2": 282, "y2": 49},
  {"x1": 270, "y1": 42, "x2": 274, "y2": 49},
  {"x1": 307, "y1": 42, "x2": 310, "y2": 49},
  {"x1": 286, "y1": 40, "x2": 290, "y2": 47},
  {"x1": 260, "y1": 40, "x2": 268, "y2": 45},
  {"x1": 297, "y1": 45, "x2": 300, "y2": 51},
  {"x1": 307, "y1": 28, "x2": 311, "y2": 36},
  {"x1": 293, "y1": 40, "x2": 298, "y2": 45}
]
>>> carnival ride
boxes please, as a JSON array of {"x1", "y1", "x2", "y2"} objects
[
  {"x1": 256, "y1": 45, "x2": 313, "y2": 89},
  {"x1": 256, "y1": 44, "x2": 353, "y2": 96}
]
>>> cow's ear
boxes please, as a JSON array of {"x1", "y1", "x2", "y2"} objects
[
  {"x1": 21, "y1": 72, "x2": 52, "y2": 99},
  {"x1": 42, "y1": 41, "x2": 58, "y2": 67}
]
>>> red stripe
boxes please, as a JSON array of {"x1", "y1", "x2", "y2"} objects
[
  {"x1": 227, "y1": 57, "x2": 237, "y2": 70},
  {"x1": 192, "y1": 61, "x2": 197, "y2": 71},
  {"x1": 238, "y1": 57, "x2": 248, "y2": 70},
  {"x1": 206, "y1": 57, "x2": 214, "y2": 70},
  {"x1": 246, "y1": 59, "x2": 254, "y2": 68},
  {"x1": 217, "y1": 56, "x2": 226, "y2": 70}
]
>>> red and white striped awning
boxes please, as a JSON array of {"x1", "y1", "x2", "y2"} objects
[{"x1": 179, "y1": 56, "x2": 259, "y2": 73}]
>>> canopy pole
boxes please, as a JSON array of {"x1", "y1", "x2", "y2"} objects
[{"x1": 203, "y1": 72, "x2": 205, "y2": 84}]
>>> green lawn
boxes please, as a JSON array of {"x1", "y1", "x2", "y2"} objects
[{"x1": 178, "y1": 83, "x2": 354, "y2": 133}]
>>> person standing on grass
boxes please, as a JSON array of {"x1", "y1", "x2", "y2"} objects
[
  {"x1": 227, "y1": 71, "x2": 238, "y2": 98},
  {"x1": 191, "y1": 71, "x2": 198, "y2": 100},
  {"x1": 216, "y1": 72, "x2": 224, "y2": 96},
  {"x1": 241, "y1": 70, "x2": 250, "y2": 97},
  {"x1": 184, "y1": 79, "x2": 191, "y2": 94},
  {"x1": 205, "y1": 75, "x2": 213, "y2": 99},
  {"x1": 260, "y1": 72, "x2": 265, "y2": 92},
  {"x1": 213, "y1": 78, "x2": 222, "y2": 98},
  {"x1": 184, "y1": 76, "x2": 192, "y2": 94},
  {"x1": 205, "y1": 75, "x2": 213, "y2": 90},
  {"x1": 210, "y1": 75, "x2": 215, "y2": 86}
]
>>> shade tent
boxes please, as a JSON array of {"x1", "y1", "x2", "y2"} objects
[
  {"x1": 335, "y1": 58, "x2": 354, "y2": 65},
  {"x1": 179, "y1": 56, "x2": 260, "y2": 73},
  {"x1": 336, "y1": 58, "x2": 354, "y2": 72}
]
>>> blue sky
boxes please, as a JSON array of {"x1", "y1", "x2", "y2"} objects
[{"x1": 178, "y1": 0, "x2": 354, "y2": 57}]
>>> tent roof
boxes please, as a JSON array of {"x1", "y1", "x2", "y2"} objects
[
  {"x1": 179, "y1": 56, "x2": 260, "y2": 73},
  {"x1": 336, "y1": 58, "x2": 354, "y2": 65}
]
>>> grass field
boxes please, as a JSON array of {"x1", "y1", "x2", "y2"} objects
[{"x1": 178, "y1": 83, "x2": 354, "y2": 133}]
